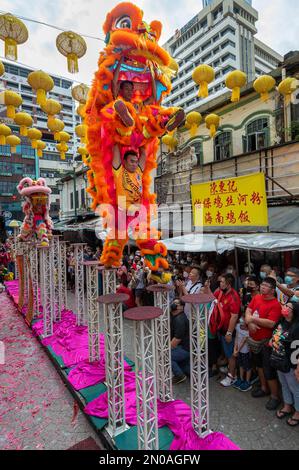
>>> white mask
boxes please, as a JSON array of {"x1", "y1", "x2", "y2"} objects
[
  {"x1": 183, "y1": 272, "x2": 189, "y2": 279},
  {"x1": 206, "y1": 270, "x2": 213, "y2": 278}
]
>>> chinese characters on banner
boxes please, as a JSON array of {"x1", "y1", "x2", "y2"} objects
[{"x1": 191, "y1": 172, "x2": 268, "y2": 227}]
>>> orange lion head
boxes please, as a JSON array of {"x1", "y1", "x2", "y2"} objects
[{"x1": 103, "y1": 2, "x2": 170, "y2": 68}]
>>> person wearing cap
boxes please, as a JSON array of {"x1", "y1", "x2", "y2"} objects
[
  {"x1": 170, "y1": 299, "x2": 190, "y2": 384},
  {"x1": 274, "y1": 268, "x2": 299, "y2": 305}
]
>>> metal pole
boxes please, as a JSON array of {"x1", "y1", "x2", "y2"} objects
[
  {"x1": 85, "y1": 261, "x2": 101, "y2": 362},
  {"x1": 35, "y1": 149, "x2": 40, "y2": 180},
  {"x1": 29, "y1": 242, "x2": 40, "y2": 318},
  {"x1": 247, "y1": 249, "x2": 251, "y2": 275},
  {"x1": 39, "y1": 246, "x2": 54, "y2": 338},
  {"x1": 59, "y1": 241, "x2": 68, "y2": 312},
  {"x1": 124, "y1": 306, "x2": 162, "y2": 451},
  {"x1": 52, "y1": 236, "x2": 61, "y2": 321},
  {"x1": 98, "y1": 294, "x2": 129, "y2": 438},
  {"x1": 72, "y1": 243, "x2": 86, "y2": 326},
  {"x1": 182, "y1": 294, "x2": 213, "y2": 439}
]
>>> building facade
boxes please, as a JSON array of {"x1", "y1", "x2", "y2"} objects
[
  {"x1": 0, "y1": 60, "x2": 81, "y2": 225},
  {"x1": 163, "y1": 0, "x2": 283, "y2": 112},
  {"x1": 155, "y1": 52, "x2": 299, "y2": 235}
]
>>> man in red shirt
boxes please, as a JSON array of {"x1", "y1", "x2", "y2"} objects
[
  {"x1": 246, "y1": 277, "x2": 282, "y2": 410},
  {"x1": 213, "y1": 274, "x2": 241, "y2": 387},
  {"x1": 116, "y1": 278, "x2": 136, "y2": 311}
]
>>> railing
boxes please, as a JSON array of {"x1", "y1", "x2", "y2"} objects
[{"x1": 156, "y1": 141, "x2": 299, "y2": 205}]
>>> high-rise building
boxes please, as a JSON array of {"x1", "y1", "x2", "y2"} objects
[
  {"x1": 0, "y1": 60, "x2": 81, "y2": 223},
  {"x1": 163, "y1": 0, "x2": 283, "y2": 112},
  {"x1": 203, "y1": 0, "x2": 252, "y2": 6}
]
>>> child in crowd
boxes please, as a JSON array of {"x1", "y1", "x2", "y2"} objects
[{"x1": 233, "y1": 314, "x2": 252, "y2": 392}]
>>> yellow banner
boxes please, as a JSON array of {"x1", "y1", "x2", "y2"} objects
[{"x1": 191, "y1": 172, "x2": 268, "y2": 227}]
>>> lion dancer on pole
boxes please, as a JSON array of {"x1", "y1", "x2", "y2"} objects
[{"x1": 85, "y1": 2, "x2": 185, "y2": 282}]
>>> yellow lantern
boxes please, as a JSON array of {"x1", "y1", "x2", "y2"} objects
[
  {"x1": 75, "y1": 124, "x2": 87, "y2": 143},
  {"x1": 78, "y1": 146, "x2": 89, "y2": 164},
  {"x1": 71, "y1": 84, "x2": 89, "y2": 104},
  {"x1": 278, "y1": 77, "x2": 298, "y2": 105},
  {"x1": 56, "y1": 142, "x2": 68, "y2": 160},
  {"x1": 47, "y1": 118, "x2": 65, "y2": 141},
  {"x1": 225, "y1": 70, "x2": 247, "y2": 102},
  {"x1": 0, "y1": 90, "x2": 22, "y2": 118},
  {"x1": 27, "y1": 70, "x2": 54, "y2": 106},
  {"x1": 36, "y1": 140, "x2": 46, "y2": 158},
  {"x1": 14, "y1": 112, "x2": 33, "y2": 136},
  {"x1": 0, "y1": 14, "x2": 28, "y2": 61},
  {"x1": 6, "y1": 135, "x2": 21, "y2": 153},
  {"x1": 0, "y1": 123, "x2": 11, "y2": 144},
  {"x1": 0, "y1": 60, "x2": 4, "y2": 76},
  {"x1": 253, "y1": 75, "x2": 276, "y2": 102},
  {"x1": 192, "y1": 64, "x2": 215, "y2": 98},
  {"x1": 162, "y1": 134, "x2": 178, "y2": 152},
  {"x1": 76, "y1": 104, "x2": 86, "y2": 119},
  {"x1": 169, "y1": 58, "x2": 179, "y2": 77},
  {"x1": 185, "y1": 111, "x2": 202, "y2": 138},
  {"x1": 41, "y1": 99, "x2": 62, "y2": 127},
  {"x1": 205, "y1": 114, "x2": 220, "y2": 138},
  {"x1": 56, "y1": 31, "x2": 87, "y2": 74},
  {"x1": 27, "y1": 128, "x2": 42, "y2": 149}
]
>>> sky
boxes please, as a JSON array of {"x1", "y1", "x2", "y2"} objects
[{"x1": 1, "y1": 0, "x2": 298, "y2": 86}]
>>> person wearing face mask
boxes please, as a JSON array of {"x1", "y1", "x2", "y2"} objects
[
  {"x1": 271, "y1": 267, "x2": 299, "y2": 305},
  {"x1": 211, "y1": 274, "x2": 241, "y2": 387},
  {"x1": 269, "y1": 302, "x2": 299, "y2": 426},
  {"x1": 245, "y1": 277, "x2": 282, "y2": 410},
  {"x1": 242, "y1": 275, "x2": 260, "y2": 310},
  {"x1": 176, "y1": 267, "x2": 203, "y2": 320},
  {"x1": 259, "y1": 264, "x2": 272, "y2": 281},
  {"x1": 206, "y1": 265, "x2": 219, "y2": 292}
]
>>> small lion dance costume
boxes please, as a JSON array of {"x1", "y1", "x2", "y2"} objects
[
  {"x1": 17, "y1": 177, "x2": 53, "y2": 246},
  {"x1": 85, "y1": 2, "x2": 184, "y2": 281}
]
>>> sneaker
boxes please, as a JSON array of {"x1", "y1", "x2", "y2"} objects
[
  {"x1": 219, "y1": 366, "x2": 228, "y2": 374},
  {"x1": 232, "y1": 378, "x2": 243, "y2": 390},
  {"x1": 172, "y1": 374, "x2": 187, "y2": 385},
  {"x1": 220, "y1": 374, "x2": 236, "y2": 387},
  {"x1": 239, "y1": 381, "x2": 253, "y2": 392}
]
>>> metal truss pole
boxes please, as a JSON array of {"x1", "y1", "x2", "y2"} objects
[
  {"x1": 22, "y1": 243, "x2": 29, "y2": 308},
  {"x1": 124, "y1": 307, "x2": 162, "y2": 450},
  {"x1": 98, "y1": 293, "x2": 129, "y2": 438},
  {"x1": 85, "y1": 261, "x2": 101, "y2": 362},
  {"x1": 59, "y1": 241, "x2": 67, "y2": 312},
  {"x1": 98, "y1": 267, "x2": 117, "y2": 295},
  {"x1": 13, "y1": 228, "x2": 20, "y2": 280},
  {"x1": 29, "y1": 242, "x2": 39, "y2": 318},
  {"x1": 147, "y1": 285, "x2": 173, "y2": 402},
  {"x1": 51, "y1": 236, "x2": 61, "y2": 321},
  {"x1": 182, "y1": 293, "x2": 213, "y2": 438},
  {"x1": 72, "y1": 243, "x2": 86, "y2": 326},
  {"x1": 39, "y1": 246, "x2": 55, "y2": 338}
]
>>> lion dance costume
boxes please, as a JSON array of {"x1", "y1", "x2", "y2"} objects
[
  {"x1": 17, "y1": 177, "x2": 53, "y2": 247},
  {"x1": 85, "y1": 2, "x2": 184, "y2": 281}
]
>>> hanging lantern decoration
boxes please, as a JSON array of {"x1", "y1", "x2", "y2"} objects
[
  {"x1": 0, "y1": 123, "x2": 11, "y2": 144},
  {"x1": 6, "y1": 135, "x2": 21, "y2": 153},
  {"x1": 36, "y1": 140, "x2": 46, "y2": 158},
  {"x1": 162, "y1": 134, "x2": 178, "y2": 152},
  {"x1": 56, "y1": 31, "x2": 87, "y2": 74},
  {"x1": 185, "y1": 111, "x2": 202, "y2": 138},
  {"x1": 71, "y1": 83, "x2": 89, "y2": 104},
  {"x1": 41, "y1": 99, "x2": 62, "y2": 127},
  {"x1": 75, "y1": 124, "x2": 87, "y2": 143},
  {"x1": 76, "y1": 104, "x2": 86, "y2": 119},
  {"x1": 56, "y1": 142, "x2": 68, "y2": 160},
  {"x1": 0, "y1": 90, "x2": 22, "y2": 118},
  {"x1": 27, "y1": 70, "x2": 54, "y2": 106},
  {"x1": 58, "y1": 131, "x2": 71, "y2": 159},
  {"x1": 205, "y1": 114, "x2": 220, "y2": 138},
  {"x1": 253, "y1": 75, "x2": 276, "y2": 102},
  {"x1": 47, "y1": 118, "x2": 65, "y2": 141},
  {"x1": 225, "y1": 70, "x2": 247, "y2": 102},
  {"x1": 0, "y1": 60, "x2": 5, "y2": 76},
  {"x1": 14, "y1": 112, "x2": 33, "y2": 136},
  {"x1": 0, "y1": 13, "x2": 28, "y2": 61},
  {"x1": 278, "y1": 77, "x2": 298, "y2": 105},
  {"x1": 27, "y1": 128, "x2": 42, "y2": 149},
  {"x1": 78, "y1": 146, "x2": 89, "y2": 164},
  {"x1": 192, "y1": 64, "x2": 215, "y2": 98}
]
